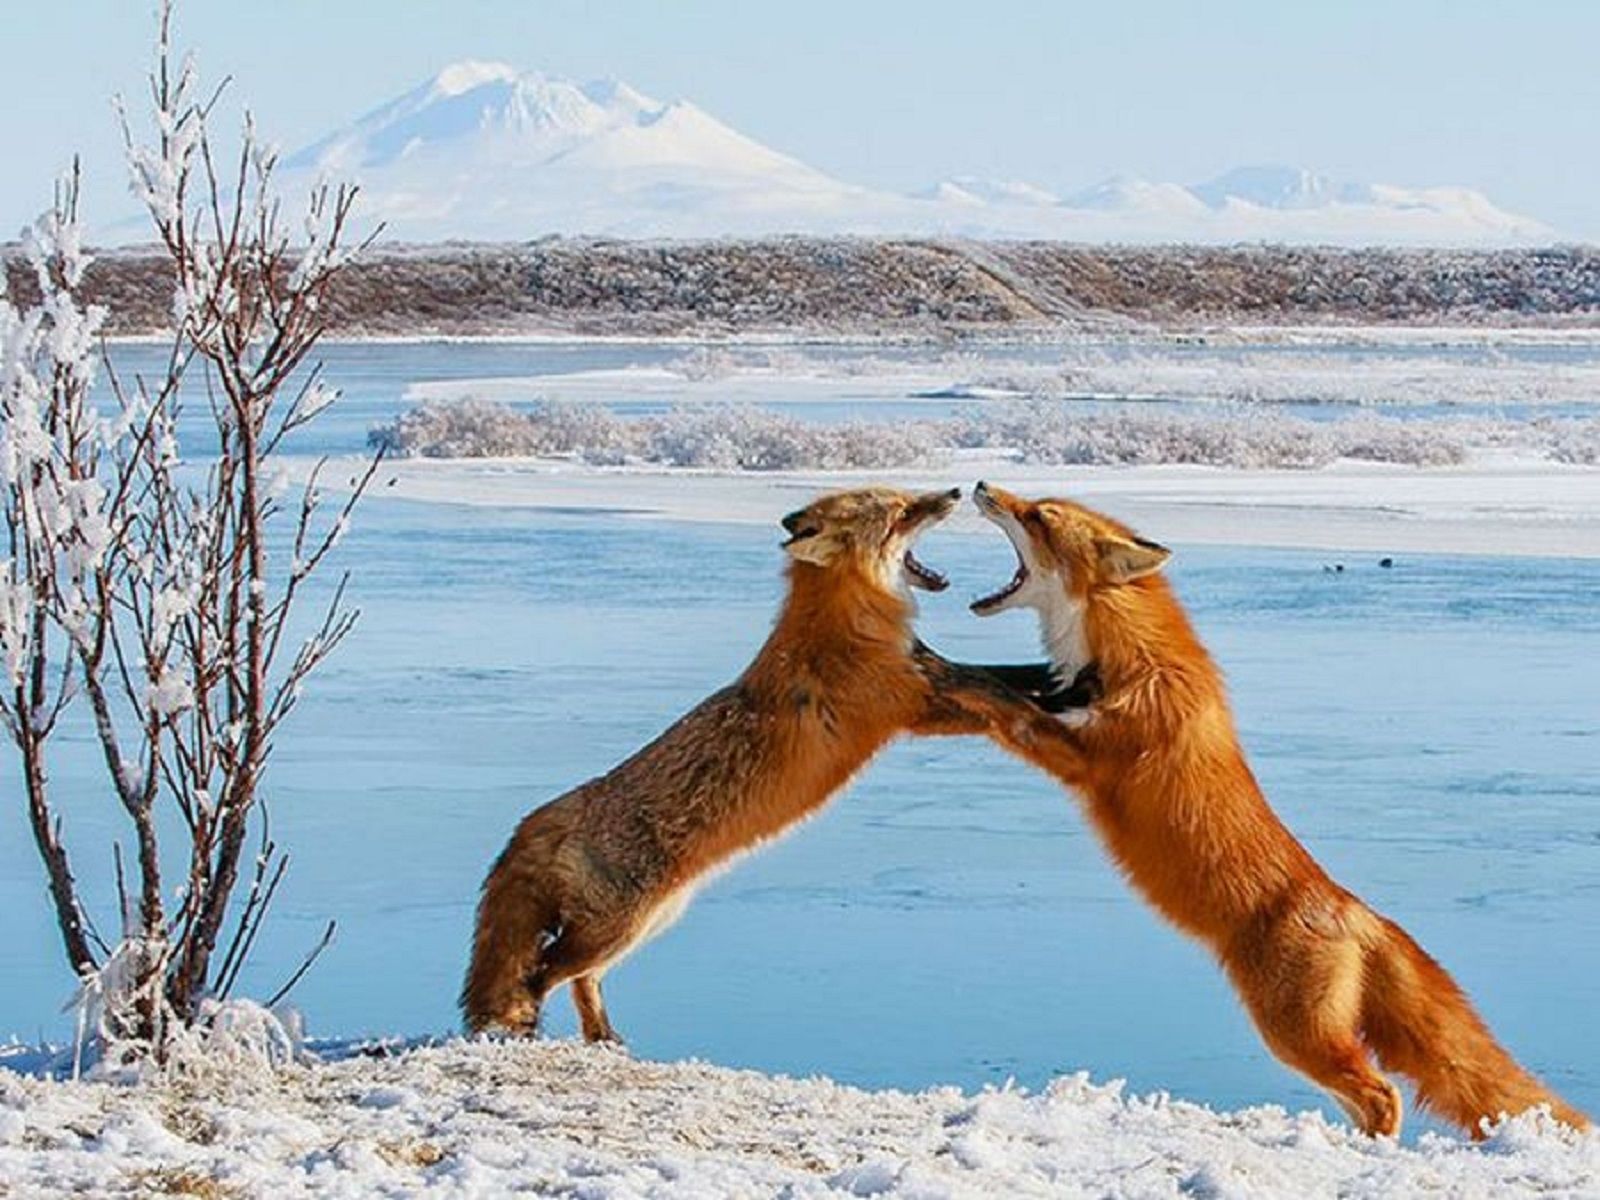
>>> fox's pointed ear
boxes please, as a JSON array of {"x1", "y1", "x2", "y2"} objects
[
  {"x1": 782, "y1": 510, "x2": 833, "y2": 564},
  {"x1": 1095, "y1": 535, "x2": 1171, "y2": 583},
  {"x1": 784, "y1": 531, "x2": 834, "y2": 565}
]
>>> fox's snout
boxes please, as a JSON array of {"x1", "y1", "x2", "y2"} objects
[
  {"x1": 906, "y1": 486, "x2": 962, "y2": 525},
  {"x1": 973, "y1": 480, "x2": 1023, "y2": 517}
]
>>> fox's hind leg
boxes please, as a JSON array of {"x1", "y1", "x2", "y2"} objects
[
  {"x1": 1265, "y1": 1024, "x2": 1403, "y2": 1137},
  {"x1": 572, "y1": 975, "x2": 622, "y2": 1045},
  {"x1": 1231, "y1": 911, "x2": 1404, "y2": 1137},
  {"x1": 525, "y1": 913, "x2": 643, "y2": 1042},
  {"x1": 462, "y1": 873, "x2": 560, "y2": 1034}
]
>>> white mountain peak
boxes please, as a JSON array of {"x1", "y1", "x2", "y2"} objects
[
  {"x1": 429, "y1": 60, "x2": 521, "y2": 98},
  {"x1": 273, "y1": 67, "x2": 1553, "y2": 246},
  {"x1": 1192, "y1": 164, "x2": 1344, "y2": 210}
]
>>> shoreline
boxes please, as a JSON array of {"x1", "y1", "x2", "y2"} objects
[
  {"x1": 335, "y1": 452, "x2": 1600, "y2": 562},
  {"x1": 100, "y1": 322, "x2": 1600, "y2": 349}
]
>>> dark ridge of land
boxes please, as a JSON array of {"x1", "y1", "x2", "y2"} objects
[{"x1": 6, "y1": 238, "x2": 1600, "y2": 337}]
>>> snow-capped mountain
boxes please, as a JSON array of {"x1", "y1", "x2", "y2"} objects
[
  {"x1": 1072, "y1": 164, "x2": 1548, "y2": 244},
  {"x1": 920, "y1": 177, "x2": 1061, "y2": 207},
  {"x1": 272, "y1": 63, "x2": 1551, "y2": 246},
  {"x1": 1066, "y1": 176, "x2": 1209, "y2": 217},
  {"x1": 279, "y1": 62, "x2": 880, "y2": 241},
  {"x1": 1190, "y1": 165, "x2": 1349, "y2": 210}
]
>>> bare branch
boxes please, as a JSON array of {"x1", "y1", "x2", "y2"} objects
[{"x1": 266, "y1": 920, "x2": 336, "y2": 1010}]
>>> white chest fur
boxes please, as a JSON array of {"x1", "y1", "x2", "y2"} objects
[{"x1": 1038, "y1": 587, "x2": 1090, "y2": 683}]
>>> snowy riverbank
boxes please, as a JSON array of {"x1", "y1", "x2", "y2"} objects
[
  {"x1": 3, "y1": 1040, "x2": 1595, "y2": 1198},
  {"x1": 352, "y1": 451, "x2": 1600, "y2": 560}
]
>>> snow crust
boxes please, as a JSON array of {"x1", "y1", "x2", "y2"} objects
[
  {"x1": 1, "y1": 1040, "x2": 1593, "y2": 1197},
  {"x1": 6, "y1": 1036, "x2": 1593, "y2": 1196},
  {"x1": 348, "y1": 451, "x2": 1600, "y2": 561}
]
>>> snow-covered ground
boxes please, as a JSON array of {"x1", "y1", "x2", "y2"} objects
[
  {"x1": 357, "y1": 452, "x2": 1600, "y2": 559},
  {"x1": 3, "y1": 1040, "x2": 1595, "y2": 1198},
  {"x1": 365, "y1": 340, "x2": 1600, "y2": 557},
  {"x1": 403, "y1": 344, "x2": 1600, "y2": 412}
]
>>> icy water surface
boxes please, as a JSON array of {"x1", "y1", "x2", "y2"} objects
[
  {"x1": 1, "y1": 496, "x2": 1597, "y2": 1130},
  {"x1": 97, "y1": 338, "x2": 1600, "y2": 458}
]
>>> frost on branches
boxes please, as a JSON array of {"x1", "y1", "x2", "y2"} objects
[{"x1": 0, "y1": 1, "x2": 375, "y2": 1062}]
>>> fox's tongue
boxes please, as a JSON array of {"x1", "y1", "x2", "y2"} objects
[
  {"x1": 971, "y1": 563, "x2": 1027, "y2": 613},
  {"x1": 903, "y1": 550, "x2": 949, "y2": 592}
]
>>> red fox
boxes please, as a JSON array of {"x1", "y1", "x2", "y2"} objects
[
  {"x1": 463, "y1": 486, "x2": 1068, "y2": 1043},
  {"x1": 968, "y1": 480, "x2": 1589, "y2": 1139}
]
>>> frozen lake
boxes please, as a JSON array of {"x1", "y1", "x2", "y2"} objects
[
  {"x1": 2, "y1": 491, "x2": 1597, "y2": 1130},
  {"x1": 96, "y1": 336, "x2": 1600, "y2": 462}
]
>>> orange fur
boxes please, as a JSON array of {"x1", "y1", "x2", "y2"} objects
[
  {"x1": 462, "y1": 486, "x2": 1051, "y2": 1042},
  {"x1": 970, "y1": 482, "x2": 1589, "y2": 1139}
]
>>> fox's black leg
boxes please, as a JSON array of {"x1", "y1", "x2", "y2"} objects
[
  {"x1": 910, "y1": 642, "x2": 1095, "y2": 782},
  {"x1": 955, "y1": 658, "x2": 1103, "y2": 715},
  {"x1": 911, "y1": 641, "x2": 1098, "y2": 722}
]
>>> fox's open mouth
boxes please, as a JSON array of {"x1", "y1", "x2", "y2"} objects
[
  {"x1": 904, "y1": 549, "x2": 949, "y2": 592},
  {"x1": 971, "y1": 561, "x2": 1027, "y2": 613},
  {"x1": 896, "y1": 487, "x2": 960, "y2": 592},
  {"x1": 969, "y1": 480, "x2": 1030, "y2": 614}
]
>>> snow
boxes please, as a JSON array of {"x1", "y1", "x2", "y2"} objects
[
  {"x1": 236, "y1": 64, "x2": 1554, "y2": 247},
  {"x1": 340, "y1": 451, "x2": 1600, "y2": 560},
  {"x1": 405, "y1": 343, "x2": 1600, "y2": 412},
  {"x1": 1191, "y1": 165, "x2": 1348, "y2": 210},
  {"x1": 369, "y1": 344, "x2": 1600, "y2": 558},
  {"x1": 1, "y1": 1040, "x2": 1594, "y2": 1197}
]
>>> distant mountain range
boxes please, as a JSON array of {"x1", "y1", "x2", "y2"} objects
[{"x1": 266, "y1": 61, "x2": 1548, "y2": 247}]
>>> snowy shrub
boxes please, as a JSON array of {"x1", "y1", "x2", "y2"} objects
[
  {"x1": 0, "y1": 2, "x2": 368, "y2": 1062},
  {"x1": 1332, "y1": 416, "x2": 1469, "y2": 466},
  {"x1": 671, "y1": 345, "x2": 741, "y2": 381},
  {"x1": 373, "y1": 401, "x2": 947, "y2": 470},
  {"x1": 650, "y1": 406, "x2": 813, "y2": 469},
  {"x1": 953, "y1": 402, "x2": 1330, "y2": 469},
  {"x1": 956, "y1": 348, "x2": 1600, "y2": 411},
  {"x1": 1540, "y1": 418, "x2": 1600, "y2": 465},
  {"x1": 520, "y1": 400, "x2": 633, "y2": 458},
  {"x1": 372, "y1": 397, "x2": 546, "y2": 457},
  {"x1": 815, "y1": 420, "x2": 945, "y2": 469},
  {"x1": 374, "y1": 398, "x2": 1600, "y2": 472},
  {"x1": 156, "y1": 999, "x2": 308, "y2": 1088}
]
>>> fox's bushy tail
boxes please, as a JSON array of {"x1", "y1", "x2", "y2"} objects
[
  {"x1": 1361, "y1": 917, "x2": 1588, "y2": 1137},
  {"x1": 460, "y1": 815, "x2": 566, "y2": 1033}
]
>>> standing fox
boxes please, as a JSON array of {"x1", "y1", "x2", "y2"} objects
[
  {"x1": 969, "y1": 481, "x2": 1589, "y2": 1139},
  {"x1": 463, "y1": 486, "x2": 1067, "y2": 1042}
]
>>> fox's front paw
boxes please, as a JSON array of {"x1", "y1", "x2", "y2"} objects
[{"x1": 1036, "y1": 662, "x2": 1102, "y2": 720}]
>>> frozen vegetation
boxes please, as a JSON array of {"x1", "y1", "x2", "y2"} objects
[
  {"x1": 371, "y1": 398, "x2": 947, "y2": 469},
  {"x1": 9, "y1": 240, "x2": 1600, "y2": 338},
  {"x1": 368, "y1": 395, "x2": 1600, "y2": 470},
  {"x1": 3, "y1": 1039, "x2": 1596, "y2": 1198},
  {"x1": 370, "y1": 341, "x2": 1600, "y2": 470},
  {"x1": 937, "y1": 344, "x2": 1600, "y2": 409}
]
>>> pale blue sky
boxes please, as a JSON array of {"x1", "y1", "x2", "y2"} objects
[{"x1": 3, "y1": 1, "x2": 1596, "y2": 239}]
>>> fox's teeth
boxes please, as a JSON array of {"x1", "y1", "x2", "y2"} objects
[
  {"x1": 903, "y1": 549, "x2": 949, "y2": 592},
  {"x1": 971, "y1": 565, "x2": 1027, "y2": 611}
]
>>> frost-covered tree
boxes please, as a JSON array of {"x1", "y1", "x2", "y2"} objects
[{"x1": 0, "y1": 1, "x2": 376, "y2": 1057}]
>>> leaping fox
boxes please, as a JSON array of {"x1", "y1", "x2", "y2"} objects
[
  {"x1": 463, "y1": 486, "x2": 1070, "y2": 1043},
  {"x1": 969, "y1": 481, "x2": 1589, "y2": 1139}
]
